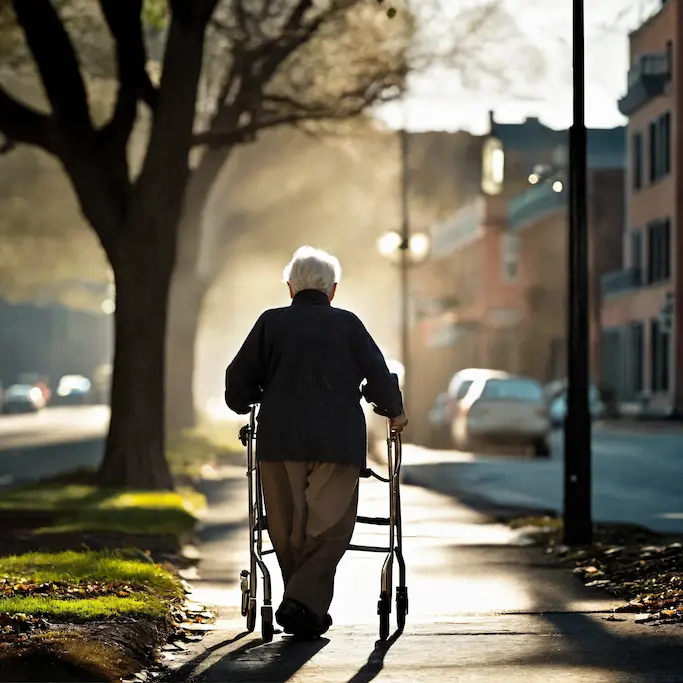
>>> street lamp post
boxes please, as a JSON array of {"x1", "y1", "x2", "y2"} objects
[
  {"x1": 563, "y1": 0, "x2": 592, "y2": 546},
  {"x1": 378, "y1": 127, "x2": 430, "y2": 424}
]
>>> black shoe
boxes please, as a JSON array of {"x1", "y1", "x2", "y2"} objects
[
  {"x1": 291, "y1": 613, "x2": 333, "y2": 641},
  {"x1": 277, "y1": 599, "x2": 332, "y2": 640},
  {"x1": 319, "y1": 613, "x2": 333, "y2": 635},
  {"x1": 275, "y1": 598, "x2": 309, "y2": 635}
]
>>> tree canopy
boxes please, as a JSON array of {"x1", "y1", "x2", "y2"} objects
[{"x1": 0, "y1": 1, "x2": 411, "y2": 303}]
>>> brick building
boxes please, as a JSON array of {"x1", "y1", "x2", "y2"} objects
[
  {"x1": 408, "y1": 118, "x2": 625, "y2": 444},
  {"x1": 600, "y1": 0, "x2": 681, "y2": 414}
]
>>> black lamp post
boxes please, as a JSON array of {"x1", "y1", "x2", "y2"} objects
[{"x1": 563, "y1": 0, "x2": 592, "y2": 546}]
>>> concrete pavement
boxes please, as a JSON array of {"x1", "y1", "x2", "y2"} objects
[
  {"x1": 402, "y1": 432, "x2": 683, "y2": 535},
  {"x1": 162, "y1": 464, "x2": 683, "y2": 683}
]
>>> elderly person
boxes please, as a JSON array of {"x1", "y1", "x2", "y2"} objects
[{"x1": 225, "y1": 245, "x2": 408, "y2": 640}]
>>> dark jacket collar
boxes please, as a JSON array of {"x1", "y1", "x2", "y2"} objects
[{"x1": 291, "y1": 289, "x2": 331, "y2": 306}]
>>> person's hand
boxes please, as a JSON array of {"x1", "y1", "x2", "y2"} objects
[{"x1": 390, "y1": 412, "x2": 408, "y2": 433}]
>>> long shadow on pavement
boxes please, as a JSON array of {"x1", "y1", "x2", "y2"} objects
[
  {"x1": 346, "y1": 629, "x2": 403, "y2": 683},
  {"x1": 435, "y1": 541, "x2": 683, "y2": 682},
  {"x1": 175, "y1": 636, "x2": 329, "y2": 682}
]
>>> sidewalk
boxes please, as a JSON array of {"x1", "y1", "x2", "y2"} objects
[
  {"x1": 162, "y1": 461, "x2": 683, "y2": 682},
  {"x1": 594, "y1": 417, "x2": 683, "y2": 436}
]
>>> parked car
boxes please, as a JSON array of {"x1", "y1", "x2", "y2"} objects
[
  {"x1": 18, "y1": 373, "x2": 51, "y2": 404},
  {"x1": 547, "y1": 384, "x2": 605, "y2": 426},
  {"x1": 442, "y1": 368, "x2": 502, "y2": 441},
  {"x1": 451, "y1": 371, "x2": 551, "y2": 457},
  {"x1": 447, "y1": 368, "x2": 498, "y2": 399},
  {"x1": 1, "y1": 384, "x2": 47, "y2": 414},
  {"x1": 55, "y1": 375, "x2": 92, "y2": 405}
]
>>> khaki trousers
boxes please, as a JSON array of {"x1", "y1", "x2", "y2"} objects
[{"x1": 259, "y1": 460, "x2": 359, "y2": 622}]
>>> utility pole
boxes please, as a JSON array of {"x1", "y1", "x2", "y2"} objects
[
  {"x1": 399, "y1": 127, "x2": 410, "y2": 422},
  {"x1": 563, "y1": 0, "x2": 592, "y2": 546}
]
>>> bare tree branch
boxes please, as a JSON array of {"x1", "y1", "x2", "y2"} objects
[
  {"x1": 171, "y1": 0, "x2": 222, "y2": 27},
  {"x1": 0, "y1": 85, "x2": 55, "y2": 153},
  {"x1": 99, "y1": 0, "x2": 156, "y2": 149},
  {"x1": 192, "y1": 83, "x2": 396, "y2": 148},
  {"x1": 0, "y1": 138, "x2": 16, "y2": 155},
  {"x1": 191, "y1": 0, "x2": 407, "y2": 153},
  {"x1": 12, "y1": 0, "x2": 92, "y2": 137},
  {"x1": 99, "y1": 0, "x2": 146, "y2": 147}
]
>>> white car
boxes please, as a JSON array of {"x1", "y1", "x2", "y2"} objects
[
  {"x1": 447, "y1": 368, "x2": 500, "y2": 398},
  {"x1": 56, "y1": 375, "x2": 92, "y2": 405},
  {"x1": 441, "y1": 369, "x2": 502, "y2": 443},
  {"x1": 451, "y1": 372, "x2": 551, "y2": 457}
]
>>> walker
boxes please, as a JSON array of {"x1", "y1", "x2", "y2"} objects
[{"x1": 238, "y1": 404, "x2": 408, "y2": 642}]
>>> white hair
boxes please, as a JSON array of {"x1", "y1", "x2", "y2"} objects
[{"x1": 283, "y1": 246, "x2": 342, "y2": 296}]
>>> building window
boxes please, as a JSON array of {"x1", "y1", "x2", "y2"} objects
[
  {"x1": 649, "y1": 121, "x2": 657, "y2": 182},
  {"x1": 649, "y1": 112, "x2": 672, "y2": 182},
  {"x1": 630, "y1": 230, "x2": 643, "y2": 283},
  {"x1": 646, "y1": 218, "x2": 671, "y2": 284},
  {"x1": 650, "y1": 318, "x2": 670, "y2": 393},
  {"x1": 628, "y1": 322, "x2": 644, "y2": 396},
  {"x1": 662, "y1": 111, "x2": 671, "y2": 175},
  {"x1": 632, "y1": 132, "x2": 643, "y2": 190}
]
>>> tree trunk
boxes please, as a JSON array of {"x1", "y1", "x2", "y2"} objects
[
  {"x1": 164, "y1": 146, "x2": 234, "y2": 432},
  {"x1": 97, "y1": 241, "x2": 175, "y2": 490},
  {"x1": 165, "y1": 272, "x2": 209, "y2": 432}
]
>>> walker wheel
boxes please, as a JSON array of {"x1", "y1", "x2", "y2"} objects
[{"x1": 396, "y1": 587, "x2": 408, "y2": 631}]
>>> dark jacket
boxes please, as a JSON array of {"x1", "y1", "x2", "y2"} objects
[{"x1": 225, "y1": 289, "x2": 403, "y2": 469}]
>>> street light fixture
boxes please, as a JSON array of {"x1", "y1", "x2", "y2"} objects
[
  {"x1": 378, "y1": 230, "x2": 431, "y2": 263},
  {"x1": 377, "y1": 225, "x2": 430, "y2": 427}
]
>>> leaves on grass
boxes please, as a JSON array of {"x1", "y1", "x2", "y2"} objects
[{"x1": 1, "y1": 577, "x2": 143, "y2": 601}]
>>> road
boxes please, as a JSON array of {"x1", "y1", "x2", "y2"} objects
[
  {"x1": 403, "y1": 425, "x2": 683, "y2": 534},
  {"x1": 1, "y1": 409, "x2": 682, "y2": 534},
  {"x1": 164, "y1": 464, "x2": 682, "y2": 682},
  {"x1": 0, "y1": 406, "x2": 108, "y2": 486}
]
